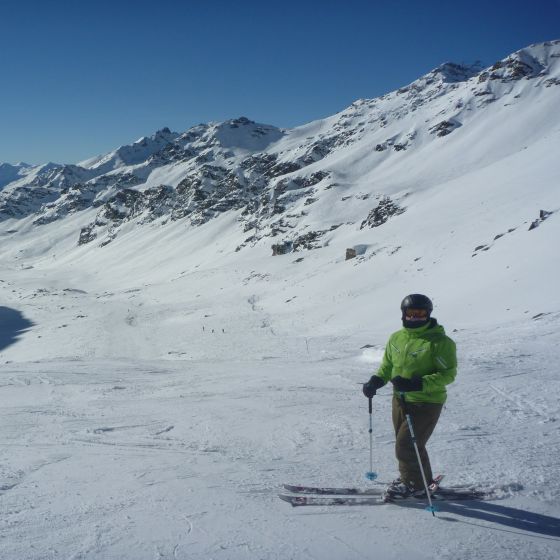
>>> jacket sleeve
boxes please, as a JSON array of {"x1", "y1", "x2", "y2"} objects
[
  {"x1": 422, "y1": 337, "x2": 457, "y2": 392},
  {"x1": 376, "y1": 338, "x2": 393, "y2": 383}
]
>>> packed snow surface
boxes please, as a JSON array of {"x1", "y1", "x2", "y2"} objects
[{"x1": 1, "y1": 242, "x2": 559, "y2": 559}]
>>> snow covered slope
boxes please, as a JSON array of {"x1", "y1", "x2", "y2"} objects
[
  {"x1": 0, "y1": 41, "x2": 559, "y2": 559},
  {"x1": 0, "y1": 162, "x2": 34, "y2": 189}
]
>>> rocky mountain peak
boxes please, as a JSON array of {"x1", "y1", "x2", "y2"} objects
[
  {"x1": 431, "y1": 61, "x2": 484, "y2": 83},
  {"x1": 206, "y1": 117, "x2": 284, "y2": 152},
  {"x1": 477, "y1": 41, "x2": 560, "y2": 84},
  {"x1": 397, "y1": 61, "x2": 482, "y2": 100}
]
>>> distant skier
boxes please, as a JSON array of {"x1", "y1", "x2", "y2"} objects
[{"x1": 362, "y1": 294, "x2": 457, "y2": 499}]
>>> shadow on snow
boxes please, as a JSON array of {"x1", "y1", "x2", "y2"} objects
[
  {"x1": 0, "y1": 306, "x2": 34, "y2": 352},
  {"x1": 436, "y1": 499, "x2": 560, "y2": 539}
]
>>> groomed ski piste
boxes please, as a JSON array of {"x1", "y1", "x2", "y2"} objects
[{"x1": 1, "y1": 41, "x2": 560, "y2": 559}]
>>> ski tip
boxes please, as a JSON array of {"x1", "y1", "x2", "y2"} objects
[
  {"x1": 283, "y1": 484, "x2": 304, "y2": 493},
  {"x1": 278, "y1": 494, "x2": 299, "y2": 507}
]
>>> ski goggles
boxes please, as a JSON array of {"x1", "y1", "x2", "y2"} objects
[{"x1": 403, "y1": 308, "x2": 429, "y2": 320}]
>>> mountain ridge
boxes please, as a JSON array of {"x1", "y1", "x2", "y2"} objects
[{"x1": 0, "y1": 40, "x2": 558, "y2": 260}]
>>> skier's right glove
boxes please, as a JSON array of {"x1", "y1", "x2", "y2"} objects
[{"x1": 362, "y1": 375, "x2": 386, "y2": 398}]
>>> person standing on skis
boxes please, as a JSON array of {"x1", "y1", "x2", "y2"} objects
[{"x1": 362, "y1": 294, "x2": 457, "y2": 498}]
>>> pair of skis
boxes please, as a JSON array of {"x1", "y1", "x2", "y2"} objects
[{"x1": 279, "y1": 475, "x2": 490, "y2": 507}]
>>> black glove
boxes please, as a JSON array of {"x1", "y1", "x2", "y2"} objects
[
  {"x1": 362, "y1": 375, "x2": 386, "y2": 398},
  {"x1": 391, "y1": 375, "x2": 423, "y2": 392}
]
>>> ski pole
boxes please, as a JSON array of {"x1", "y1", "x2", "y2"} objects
[
  {"x1": 399, "y1": 392, "x2": 437, "y2": 516},
  {"x1": 365, "y1": 397, "x2": 377, "y2": 480}
]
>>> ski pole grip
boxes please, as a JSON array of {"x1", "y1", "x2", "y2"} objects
[{"x1": 368, "y1": 397, "x2": 372, "y2": 414}]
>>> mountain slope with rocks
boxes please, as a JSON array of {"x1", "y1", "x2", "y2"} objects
[{"x1": 2, "y1": 41, "x2": 558, "y2": 257}]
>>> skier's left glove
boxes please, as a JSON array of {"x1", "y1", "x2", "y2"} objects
[
  {"x1": 363, "y1": 375, "x2": 386, "y2": 398},
  {"x1": 391, "y1": 376, "x2": 423, "y2": 392}
]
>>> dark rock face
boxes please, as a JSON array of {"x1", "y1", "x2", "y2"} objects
[
  {"x1": 429, "y1": 120, "x2": 461, "y2": 137},
  {"x1": 271, "y1": 241, "x2": 293, "y2": 255},
  {"x1": 545, "y1": 77, "x2": 560, "y2": 87},
  {"x1": 73, "y1": 140, "x2": 332, "y2": 246},
  {"x1": 528, "y1": 209, "x2": 554, "y2": 231},
  {"x1": 360, "y1": 197, "x2": 406, "y2": 229},
  {"x1": 293, "y1": 224, "x2": 341, "y2": 252},
  {"x1": 82, "y1": 166, "x2": 239, "y2": 242},
  {"x1": 478, "y1": 52, "x2": 546, "y2": 83},
  {"x1": 292, "y1": 231, "x2": 325, "y2": 251},
  {"x1": 78, "y1": 224, "x2": 98, "y2": 245},
  {"x1": 269, "y1": 223, "x2": 342, "y2": 256}
]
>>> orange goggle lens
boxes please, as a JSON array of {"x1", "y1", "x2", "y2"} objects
[{"x1": 404, "y1": 308, "x2": 429, "y2": 319}]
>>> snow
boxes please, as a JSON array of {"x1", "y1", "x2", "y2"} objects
[
  {"x1": 0, "y1": 163, "x2": 34, "y2": 190},
  {"x1": 78, "y1": 129, "x2": 180, "y2": 174},
  {"x1": 1, "y1": 40, "x2": 560, "y2": 558},
  {"x1": 1, "y1": 224, "x2": 559, "y2": 558}
]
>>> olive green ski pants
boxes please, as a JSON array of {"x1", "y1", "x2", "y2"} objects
[{"x1": 392, "y1": 395, "x2": 443, "y2": 489}]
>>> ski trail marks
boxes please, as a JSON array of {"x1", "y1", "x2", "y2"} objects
[{"x1": 489, "y1": 384, "x2": 557, "y2": 422}]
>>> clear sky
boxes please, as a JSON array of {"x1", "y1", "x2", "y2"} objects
[{"x1": 1, "y1": 0, "x2": 559, "y2": 165}]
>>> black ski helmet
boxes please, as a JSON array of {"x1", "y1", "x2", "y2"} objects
[
  {"x1": 400, "y1": 294, "x2": 433, "y2": 328},
  {"x1": 400, "y1": 294, "x2": 433, "y2": 314}
]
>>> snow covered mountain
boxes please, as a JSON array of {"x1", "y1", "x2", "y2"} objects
[
  {"x1": 1, "y1": 41, "x2": 557, "y2": 251},
  {"x1": 0, "y1": 162, "x2": 34, "y2": 189},
  {"x1": 0, "y1": 41, "x2": 559, "y2": 560}
]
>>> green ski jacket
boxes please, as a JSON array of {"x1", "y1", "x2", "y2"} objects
[{"x1": 376, "y1": 319, "x2": 457, "y2": 404}]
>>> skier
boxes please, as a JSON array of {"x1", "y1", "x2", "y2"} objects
[{"x1": 362, "y1": 294, "x2": 457, "y2": 499}]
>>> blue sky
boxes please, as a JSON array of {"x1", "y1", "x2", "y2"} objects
[{"x1": 1, "y1": 0, "x2": 559, "y2": 164}]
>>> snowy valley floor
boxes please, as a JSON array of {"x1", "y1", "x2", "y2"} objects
[{"x1": 1, "y1": 306, "x2": 559, "y2": 559}]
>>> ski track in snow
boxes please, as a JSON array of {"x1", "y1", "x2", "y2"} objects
[{"x1": 0, "y1": 287, "x2": 559, "y2": 559}]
